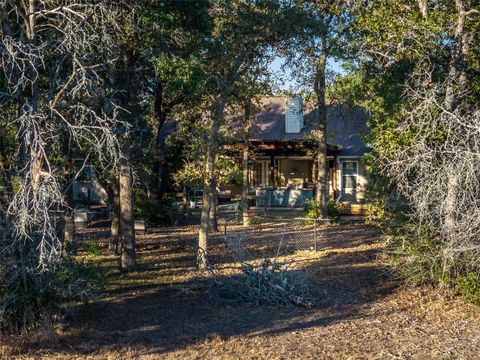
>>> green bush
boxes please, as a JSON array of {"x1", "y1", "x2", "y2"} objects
[
  {"x1": 327, "y1": 200, "x2": 342, "y2": 221},
  {"x1": 383, "y1": 221, "x2": 480, "y2": 307},
  {"x1": 454, "y1": 273, "x2": 480, "y2": 306},
  {"x1": 0, "y1": 254, "x2": 107, "y2": 332},
  {"x1": 55, "y1": 259, "x2": 107, "y2": 303},
  {"x1": 303, "y1": 199, "x2": 341, "y2": 221},
  {"x1": 248, "y1": 216, "x2": 265, "y2": 225},
  {"x1": 82, "y1": 240, "x2": 103, "y2": 257},
  {"x1": 303, "y1": 199, "x2": 319, "y2": 219},
  {"x1": 383, "y1": 223, "x2": 445, "y2": 286},
  {"x1": 134, "y1": 193, "x2": 176, "y2": 226}
]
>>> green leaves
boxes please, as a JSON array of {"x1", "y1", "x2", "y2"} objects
[{"x1": 153, "y1": 54, "x2": 206, "y2": 106}]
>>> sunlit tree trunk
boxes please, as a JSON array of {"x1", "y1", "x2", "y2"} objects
[
  {"x1": 209, "y1": 180, "x2": 219, "y2": 232},
  {"x1": 119, "y1": 159, "x2": 136, "y2": 271},
  {"x1": 198, "y1": 97, "x2": 226, "y2": 269},
  {"x1": 242, "y1": 104, "x2": 252, "y2": 226},
  {"x1": 417, "y1": 0, "x2": 428, "y2": 18}
]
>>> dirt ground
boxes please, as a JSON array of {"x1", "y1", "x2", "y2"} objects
[{"x1": 2, "y1": 222, "x2": 480, "y2": 360}]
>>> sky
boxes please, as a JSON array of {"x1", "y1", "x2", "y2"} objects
[{"x1": 268, "y1": 56, "x2": 346, "y2": 93}]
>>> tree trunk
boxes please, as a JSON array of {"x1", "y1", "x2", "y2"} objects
[
  {"x1": 444, "y1": 0, "x2": 468, "y2": 112},
  {"x1": 314, "y1": 52, "x2": 328, "y2": 218},
  {"x1": 154, "y1": 80, "x2": 175, "y2": 201},
  {"x1": 157, "y1": 160, "x2": 166, "y2": 199},
  {"x1": 63, "y1": 182, "x2": 76, "y2": 255},
  {"x1": 110, "y1": 182, "x2": 121, "y2": 254},
  {"x1": 209, "y1": 181, "x2": 219, "y2": 232},
  {"x1": 198, "y1": 97, "x2": 226, "y2": 269},
  {"x1": 442, "y1": 0, "x2": 469, "y2": 276},
  {"x1": 242, "y1": 104, "x2": 252, "y2": 226},
  {"x1": 0, "y1": 161, "x2": 13, "y2": 201},
  {"x1": 182, "y1": 184, "x2": 188, "y2": 214},
  {"x1": 417, "y1": 0, "x2": 428, "y2": 18},
  {"x1": 198, "y1": 184, "x2": 211, "y2": 269},
  {"x1": 241, "y1": 143, "x2": 250, "y2": 226},
  {"x1": 155, "y1": 111, "x2": 167, "y2": 201},
  {"x1": 119, "y1": 159, "x2": 136, "y2": 271}
]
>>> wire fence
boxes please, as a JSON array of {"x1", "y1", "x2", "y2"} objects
[
  {"x1": 202, "y1": 215, "x2": 330, "y2": 307},
  {"x1": 221, "y1": 216, "x2": 330, "y2": 258}
]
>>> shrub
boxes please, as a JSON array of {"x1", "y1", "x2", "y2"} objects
[
  {"x1": 383, "y1": 220, "x2": 480, "y2": 306},
  {"x1": 0, "y1": 251, "x2": 106, "y2": 333},
  {"x1": 134, "y1": 193, "x2": 176, "y2": 226},
  {"x1": 82, "y1": 240, "x2": 103, "y2": 257},
  {"x1": 383, "y1": 223, "x2": 445, "y2": 286},
  {"x1": 327, "y1": 200, "x2": 342, "y2": 221},
  {"x1": 303, "y1": 199, "x2": 321, "y2": 219},
  {"x1": 454, "y1": 273, "x2": 480, "y2": 306},
  {"x1": 248, "y1": 216, "x2": 265, "y2": 225},
  {"x1": 303, "y1": 199, "x2": 341, "y2": 221}
]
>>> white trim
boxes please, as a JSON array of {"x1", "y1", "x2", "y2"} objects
[
  {"x1": 261, "y1": 160, "x2": 267, "y2": 186},
  {"x1": 336, "y1": 155, "x2": 363, "y2": 159},
  {"x1": 256, "y1": 155, "x2": 336, "y2": 161},
  {"x1": 336, "y1": 158, "x2": 342, "y2": 202},
  {"x1": 340, "y1": 160, "x2": 359, "y2": 193},
  {"x1": 337, "y1": 157, "x2": 362, "y2": 200},
  {"x1": 256, "y1": 155, "x2": 313, "y2": 160}
]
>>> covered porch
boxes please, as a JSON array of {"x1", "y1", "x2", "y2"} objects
[{"x1": 247, "y1": 140, "x2": 339, "y2": 208}]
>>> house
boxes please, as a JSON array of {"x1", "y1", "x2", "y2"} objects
[
  {"x1": 72, "y1": 162, "x2": 108, "y2": 206},
  {"x1": 225, "y1": 95, "x2": 371, "y2": 208}
]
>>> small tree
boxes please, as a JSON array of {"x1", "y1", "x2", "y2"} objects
[
  {"x1": 357, "y1": 0, "x2": 480, "y2": 283},
  {"x1": 282, "y1": 0, "x2": 362, "y2": 217},
  {"x1": 0, "y1": 0, "x2": 128, "y2": 330},
  {"x1": 196, "y1": 0, "x2": 284, "y2": 269}
]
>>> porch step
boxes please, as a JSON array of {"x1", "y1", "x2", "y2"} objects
[
  {"x1": 339, "y1": 203, "x2": 372, "y2": 216},
  {"x1": 250, "y1": 206, "x2": 303, "y2": 212}
]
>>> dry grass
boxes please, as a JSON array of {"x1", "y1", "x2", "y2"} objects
[{"x1": 2, "y1": 223, "x2": 480, "y2": 359}]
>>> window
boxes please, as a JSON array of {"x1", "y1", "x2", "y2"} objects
[
  {"x1": 342, "y1": 161, "x2": 358, "y2": 189},
  {"x1": 252, "y1": 162, "x2": 262, "y2": 187},
  {"x1": 74, "y1": 162, "x2": 95, "y2": 181}
]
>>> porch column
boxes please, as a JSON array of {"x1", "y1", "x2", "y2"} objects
[
  {"x1": 332, "y1": 156, "x2": 337, "y2": 199},
  {"x1": 270, "y1": 155, "x2": 275, "y2": 186}
]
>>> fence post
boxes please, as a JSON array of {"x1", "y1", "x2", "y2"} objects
[{"x1": 314, "y1": 218, "x2": 317, "y2": 252}]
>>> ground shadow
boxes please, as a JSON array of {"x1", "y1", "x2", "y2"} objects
[{"x1": 14, "y1": 223, "x2": 398, "y2": 357}]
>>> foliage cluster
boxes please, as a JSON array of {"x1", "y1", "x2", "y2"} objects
[
  {"x1": 328, "y1": 0, "x2": 480, "y2": 307},
  {"x1": 384, "y1": 221, "x2": 480, "y2": 306},
  {"x1": 0, "y1": 250, "x2": 106, "y2": 332},
  {"x1": 303, "y1": 199, "x2": 342, "y2": 221},
  {"x1": 134, "y1": 191, "x2": 177, "y2": 226}
]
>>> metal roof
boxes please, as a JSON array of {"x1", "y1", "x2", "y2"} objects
[
  {"x1": 160, "y1": 96, "x2": 372, "y2": 157},
  {"x1": 227, "y1": 97, "x2": 371, "y2": 157}
]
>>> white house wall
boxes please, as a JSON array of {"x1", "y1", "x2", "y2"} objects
[
  {"x1": 73, "y1": 180, "x2": 108, "y2": 204},
  {"x1": 336, "y1": 157, "x2": 368, "y2": 202}
]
